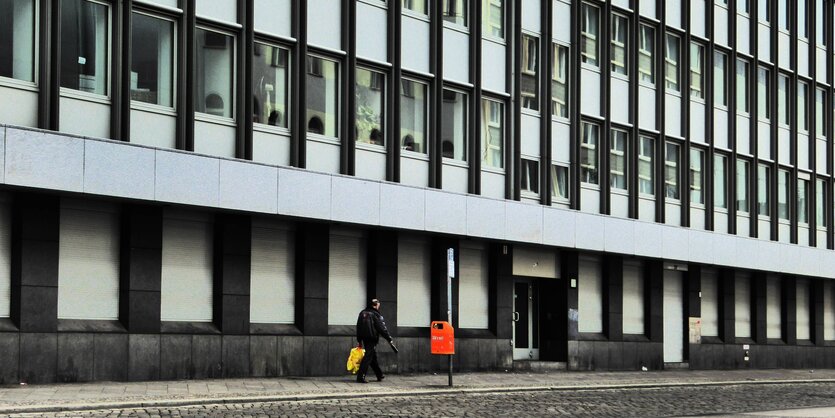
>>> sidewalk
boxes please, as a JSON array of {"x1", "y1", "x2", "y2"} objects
[{"x1": 2, "y1": 369, "x2": 835, "y2": 414}]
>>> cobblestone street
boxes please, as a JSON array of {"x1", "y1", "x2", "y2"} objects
[{"x1": 10, "y1": 382, "x2": 835, "y2": 417}]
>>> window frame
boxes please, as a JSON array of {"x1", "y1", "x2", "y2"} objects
[
  {"x1": 690, "y1": 42, "x2": 704, "y2": 100},
  {"x1": 520, "y1": 157, "x2": 540, "y2": 196},
  {"x1": 690, "y1": 147, "x2": 705, "y2": 205},
  {"x1": 736, "y1": 158, "x2": 750, "y2": 214},
  {"x1": 252, "y1": 39, "x2": 291, "y2": 130},
  {"x1": 757, "y1": 163, "x2": 771, "y2": 217},
  {"x1": 638, "y1": 135, "x2": 655, "y2": 197},
  {"x1": 305, "y1": 52, "x2": 341, "y2": 139},
  {"x1": 638, "y1": 24, "x2": 655, "y2": 85},
  {"x1": 520, "y1": 33, "x2": 540, "y2": 112},
  {"x1": 481, "y1": 97, "x2": 505, "y2": 170},
  {"x1": 442, "y1": 0, "x2": 469, "y2": 28},
  {"x1": 580, "y1": 2, "x2": 600, "y2": 68},
  {"x1": 482, "y1": 0, "x2": 504, "y2": 40},
  {"x1": 714, "y1": 51, "x2": 728, "y2": 108},
  {"x1": 757, "y1": 66, "x2": 770, "y2": 122},
  {"x1": 551, "y1": 42, "x2": 569, "y2": 119},
  {"x1": 665, "y1": 141, "x2": 681, "y2": 200},
  {"x1": 59, "y1": 0, "x2": 114, "y2": 100},
  {"x1": 0, "y1": 0, "x2": 38, "y2": 87},
  {"x1": 610, "y1": 128, "x2": 628, "y2": 191},
  {"x1": 736, "y1": 58, "x2": 750, "y2": 115},
  {"x1": 551, "y1": 163, "x2": 571, "y2": 202},
  {"x1": 664, "y1": 32, "x2": 681, "y2": 93},
  {"x1": 610, "y1": 13, "x2": 629, "y2": 76},
  {"x1": 580, "y1": 121, "x2": 600, "y2": 185},
  {"x1": 355, "y1": 65, "x2": 387, "y2": 147},
  {"x1": 441, "y1": 87, "x2": 469, "y2": 163},
  {"x1": 193, "y1": 24, "x2": 237, "y2": 121},
  {"x1": 399, "y1": 76, "x2": 430, "y2": 156},
  {"x1": 714, "y1": 153, "x2": 729, "y2": 210}
]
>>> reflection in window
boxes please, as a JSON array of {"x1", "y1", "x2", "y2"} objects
[
  {"x1": 690, "y1": 42, "x2": 704, "y2": 99},
  {"x1": 580, "y1": 122, "x2": 599, "y2": 184},
  {"x1": 798, "y1": 178, "x2": 809, "y2": 224},
  {"x1": 482, "y1": 0, "x2": 503, "y2": 38},
  {"x1": 610, "y1": 130, "x2": 627, "y2": 190},
  {"x1": 665, "y1": 33, "x2": 680, "y2": 92},
  {"x1": 665, "y1": 142, "x2": 680, "y2": 199},
  {"x1": 638, "y1": 24, "x2": 655, "y2": 84},
  {"x1": 715, "y1": 154, "x2": 728, "y2": 209},
  {"x1": 61, "y1": 0, "x2": 109, "y2": 95},
  {"x1": 0, "y1": 0, "x2": 35, "y2": 82},
  {"x1": 131, "y1": 13, "x2": 174, "y2": 107},
  {"x1": 798, "y1": 82, "x2": 808, "y2": 132},
  {"x1": 639, "y1": 136, "x2": 654, "y2": 195},
  {"x1": 816, "y1": 179, "x2": 827, "y2": 227},
  {"x1": 443, "y1": 0, "x2": 468, "y2": 27},
  {"x1": 552, "y1": 164, "x2": 569, "y2": 201},
  {"x1": 778, "y1": 74, "x2": 789, "y2": 126},
  {"x1": 736, "y1": 159, "x2": 749, "y2": 213},
  {"x1": 690, "y1": 148, "x2": 705, "y2": 204},
  {"x1": 400, "y1": 79, "x2": 427, "y2": 154},
  {"x1": 252, "y1": 43, "x2": 289, "y2": 127},
  {"x1": 758, "y1": 164, "x2": 770, "y2": 216},
  {"x1": 481, "y1": 99, "x2": 503, "y2": 169},
  {"x1": 758, "y1": 67, "x2": 769, "y2": 121},
  {"x1": 580, "y1": 3, "x2": 599, "y2": 67},
  {"x1": 521, "y1": 159, "x2": 539, "y2": 194},
  {"x1": 714, "y1": 52, "x2": 726, "y2": 107},
  {"x1": 306, "y1": 56, "x2": 338, "y2": 137},
  {"x1": 777, "y1": 169, "x2": 790, "y2": 219},
  {"x1": 521, "y1": 35, "x2": 539, "y2": 111},
  {"x1": 403, "y1": 0, "x2": 427, "y2": 15},
  {"x1": 611, "y1": 14, "x2": 628, "y2": 75},
  {"x1": 552, "y1": 44, "x2": 568, "y2": 118},
  {"x1": 195, "y1": 28, "x2": 234, "y2": 118},
  {"x1": 442, "y1": 89, "x2": 467, "y2": 161},
  {"x1": 736, "y1": 59, "x2": 749, "y2": 114},
  {"x1": 356, "y1": 68, "x2": 385, "y2": 146}
]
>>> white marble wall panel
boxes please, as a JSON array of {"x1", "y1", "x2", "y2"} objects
[
  {"x1": 610, "y1": 193, "x2": 629, "y2": 218},
  {"x1": 467, "y1": 196, "x2": 506, "y2": 239},
  {"x1": 356, "y1": 2, "x2": 388, "y2": 63},
  {"x1": 5, "y1": 128, "x2": 83, "y2": 192},
  {"x1": 640, "y1": 0, "x2": 656, "y2": 18},
  {"x1": 506, "y1": 201, "x2": 543, "y2": 243},
  {"x1": 444, "y1": 28, "x2": 470, "y2": 84},
  {"x1": 756, "y1": 238, "x2": 783, "y2": 273},
  {"x1": 402, "y1": 16, "x2": 430, "y2": 74},
  {"x1": 778, "y1": 33, "x2": 791, "y2": 69},
  {"x1": 219, "y1": 159, "x2": 278, "y2": 213},
  {"x1": 737, "y1": 216, "x2": 750, "y2": 237},
  {"x1": 736, "y1": 116, "x2": 750, "y2": 155},
  {"x1": 691, "y1": 0, "x2": 707, "y2": 38},
  {"x1": 574, "y1": 213, "x2": 605, "y2": 251},
  {"x1": 155, "y1": 150, "x2": 219, "y2": 207},
  {"x1": 639, "y1": 198, "x2": 655, "y2": 222},
  {"x1": 666, "y1": 0, "x2": 682, "y2": 29},
  {"x1": 714, "y1": 212, "x2": 729, "y2": 233},
  {"x1": 254, "y1": 0, "x2": 292, "y2": 38},
  {"x1": 306, "y1": 140, "x2": 341, "y2": 174},
  {"x1": 84, "y1": 139, "x2": 155, "y2": 200},
  {"x1": 665, "y1": 95, "x2": 682, "y2": 137},
  {"x1": 612, "y1": 0, "x2": 630, "y2": 9},
  {"x1": 714, "y1": 6, "x2": 729, "y2": 47},
  {"x1": 778, "y1": 128, "x2": 791, "y2": 165},
  {"x1": 331, "y1": 176, "x2": 380, "y2": 225},
  {"x1": 665, "y1": 203, "x2": 682, "y2": 226},
  {"x1": 712, "y1": 233, "x2": 737, "y2": 267},
  {"x1": 634, "y1": 220, "x2": 663, "y2": 257},
  {"x1": 798, "y1": 226, "x2": 811, "y2": 247},
  {"x1": 543, "y1": 206, "x2": 576, "y2": 248},
  {"x1": 604, "y1": 217, "x2": 635, "y2": 254},
  {"x1": 662, "y1": 225, "x2": 689, "y2": 261},
  {"x1": 0, "y1": 87, "x2": 37, "y2": 128},
  {"x1": 734, "y1": 236, "x2": 758, "y2": 269},
  {"x1": 798, "y1": 134, "x2": 810, "y2": 170},
  {"x1": 820, "y1": 231, "x2": 829, "y2": 249},
  {"x1": 522, "y1": 0, "x2": 541, "y2": 32},
  {"x1": 131, "y1": 110, "x2": 176, "y2": 149},
  {"x1": 688, "y1": 230, "x2": 713, "y2": 264},
  {"x1": 580, "y1": 187, "x2": 599, "y2": 214},
  {"x1": 137, "y1": 0, "x2": 177, "y2": 7},
  {"x1": 690, "y1": 207, "x2": 705, "y2": 230},
  {"x1": 778, "y1": 222, "x2": 791, "y2": 243},
  {"x1": 758, "y1": 219, "x2": 770, "y2": 239},
  {"x1": 482, "y1": 40, "x2": 507, "y2": 94},
  {"x1": 798, "y1": 41, "x2": 810, "y2": 77},
  {"x1": 424, "y1": 189, "x2": 467, "y2": 235},
  {"x1": 817, "y1": 48, "x2": 827, "y2": 83},
  {"x1": 817, "y1": 139, "x2": 828, "y2": 172},
  {"x1": 277, "y1": 168, "x2": 332, "y2": 220},
  {"x1": 758, "y1": 121, "x2": 771, "y2": 160},
  {"x1": 379, "y1": 183, "x2": 425, "y2": 231}
]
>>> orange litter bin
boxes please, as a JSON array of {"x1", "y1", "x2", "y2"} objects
[{"x1": 430, "y1": 321, "x2": 455, "y2": 355}]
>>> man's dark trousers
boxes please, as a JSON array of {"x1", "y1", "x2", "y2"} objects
[{"x1": 358, "y1": 340, "x2": 383, "y2": 380}]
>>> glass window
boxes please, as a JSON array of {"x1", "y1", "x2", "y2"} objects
[
  {"x1": 610, "y1": 129, "x2": 628, "y2": 190},
  {"x1": 665, "y1": 142, "x2": 680, "y2": 199},
  {"x1": 355, "y1": 68, "x2": 385, "y2": 146},
  {"x1": 442, "y1": 89, "x2": 467, "y2": 161},
  {"x1": 639, "y1": 136, "x2": 655, "y2": 195},
  {"x1": 403, "y1": 0, "x2": 427, "y2": 14},
  {"x1": 552, "y1": 44, "x2": 569, "y2": 118},
  {"x1": 131, "y1": 13, "x2": 175, "y2": 107},
  {"x1": 817, "y1": 88, "x2": 826, "y2": 137},
  {"x1": 521, "y1": 159, "x2": 539, "y2": 194},
  {"x1": 736, "y1": 59, "x2": 749, "y2": 114},
  {"x1": 580, "y1": 122, "x2": 599, "y2": 184},
  {"x1": 195, "y1": 28, "x2": 234, "y2": 118},
  {"x1": 482, "y1": 0, "x2": 503, "y2": 38},
  {"x1": 737, "y1": 159, "x2": 750, "y2": 213},
  {"x1": 714, "y1": 52, "x2": 727, "y2": 107},
  {"x1": 690, "y1": 148, "x2": 705, "y2": 204},
  {"x1": 400, "y1": 79, "x2": 427, "y2": 154},
  {"x1": 61, "y1": 0, "x2": 109, "y2": 95},
  {"x1": 611, "y1": 14, "x2": 628, "y2": 76},
  {"x1": 758, "y1": 164, "x2": 770, "y2": 216},
  {"x1": 0, "y1": 0, "x2": 35, "y2": 82},
  {"x1": 778, "y1": 0, "x2": 789, "y2": 30},
  {"x1": 798, "y1": 178, "x2": 809, "y2": 224},
  {"x1": 778, "y1": 74, "x2": 789, "y2": 126},
  {"x1": 481, "y1": 99, "x2": 504, "y2": 169},
  {"x1": 306, "y1": 56, "x2": 338, "y2": 137},
  {"x1": 581, "y1": 3, "x2": 599, "y2": 67},
  {"x1": 690, "y1": 42, "x2": 704, "y2": 99},
  {"x1": 521, "y1": 34, "x2": 539, "y2": 111},
  {"x1": 252, "y1": 43, "x2": 289, "y2": 127},
  {"x1": 778, "y1": 169, "x2": 790, "y2": 219},
  {"x1": 715, "y1": 154, "x2": 728, "y2": 209},
  {"x1": 798, "y1": 82, "x2": 808, "y2": 132},
  {"x1": 443, "y1": 0, "x2": 468, "y2": 27},
  {"x1": 758, "y1": 67, "x2": 769, "y2": 120},
  {"x1": 665, "y1": 34, "x2": 680, "y2": 92},
  {"x1": 758, "y1": 0, "x2": 770, "y2": 23},
  {"x1": 639, "y1": 24, "x2": 655, "y2": 84},
  {"x1": 817, "y1": 179, "x2": 827, "y2": 227},
  {"x1": 816, "y1": 0, "x2": 825, "y2": 45},
  {"x1": 552, "y1": 164, "x2": 569, "y2": 201}
]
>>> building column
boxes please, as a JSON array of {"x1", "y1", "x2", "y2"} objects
[
  {"x1": 812, "y1": 278, "x2": 825, "y2": 346},
  {"x1": 213, "y1": 214, "x2": 251, "y2": 335},
  {"x1": 685, "y1": 264, "x2": 701, "y2": 363},
  {"x1": 295, "y1": 222, "x2": 329, "y2": 337},
  {"x1": 561, "y1": 250, "x2": 579, "y2": 369},
  {"x1": 782, "y1": 275, "x2": 797, "y2": 345},
  {"x1": 119, "y1": 204, "x2": 162, "y2": 333},
  {"x1": 718, "y1": 269, "x2": 736, "y2": 343},
  {"x1": 367, "y1": 230, "x2": 398, "y2": 332},
  {"x1": 752, "y1": 272, "x2": 768, "y2": 345},
  {"x1": 490, "y1": 243, "x2": 513, "y2": 341},
  {"x1": 645, "y1": 260, "x2": 663, "y2": 343},
  {"x1": 603, "y1": 255, "x2": 623, "y2": 342}
]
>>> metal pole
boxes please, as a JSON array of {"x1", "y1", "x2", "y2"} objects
[{"x1": 447, "y1": 248, "x2": 454, "y2": 387}]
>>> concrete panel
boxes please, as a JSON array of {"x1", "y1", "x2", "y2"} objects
[
  {"x1": 604, "y1": 217, "x2": 635, "y2": 255},
  {"x1": 714, "y1": 110, "x2": 729, "y2": 150},
  {"x1": 6, "y1": 128, "x2": 84, "y2": 192},
  {"x1": 195, "y1": 0, "x2": 236, "y2": 23},
  {"x1": 506, "y1": 201, "x2": 543, "y2": 243},
  {"x1": 552, "y1": 121, "x2": 571, "y2": 162},
  {"x1": 222, "y1": 335, "x2": 250, "y2": 378},
  {"x1": 356, "y1": 2, "x2": 387, "y2": 63},
  {"x1": 219, "y1": 159, "x2": 278, "y2": 213},
  {"x1": 160, "y1": 334, "x2": 191, "y2": 380},
  {"x1": 580, "y1": 69, "x2": 601, "y2": 117},
  {"x1": 442, "y1": 163, "x2": 468, "y2": 194},
  {"x1": 687, "y1": 229, "x2": 712, "y2": 264},
  {"x1": 425, "y1": 189, "x2": 467, "y2": 235},
  {"x1": 575, "y1": 213, "x2": 605, "y2": 251},
  {"x1": 0, "y1": 333, "x2": 19, "y2": 384},
  {"x1": 93, "y1": 334, "x2": 128, "y2": 382},
  {"x1": 690, "y1": 101, "x2": 706, "y2": 144},
  {"x1": 59, "y1": 97, "x2": 110, "y2": 139},
  {"x1": 0, "y1": 86, "x2": 38, "y2": 128},
  {"x1": 277, "y1": 168, "x2": 332, "y2": 220},
  {"x1": 712, "y1": 233, "x2": 737, "y2": 267},
  {"x1": 277, "y1": 335, "x2": 304, "y2": 376},
  {"x1": 691, "y1": 0, "x2": 706, "y2": 38},
  {"x1": 306, "y1": 140, "x2": 341, "y2": 174},
  {"x1": 252, "y1": 131, "x2": 291, "y2": 166},
  {"x1": 250, "y1": 335, "x2": 278, "y2": 377},
  {"x1": 380, "y1": 183, "x2": 425, "y2": 231},
  {"x1": 552, "y1": 1, "x2": 571, "y2": 43},
  {"x1": 154, "y1": 150, "x2": 219, "y2": 207},
  {"x1": 639, "y1": 85, "x2": 656, "y2": 130},
  {"x1": 543, "y1": 206, "x2": 577, "y2": 248},
  {"x1": 736, "y1": 15, "x2": 749, "y2": 54},
  {"x1": 84, "y1": 139, "x2": 155, "y2": 200},
  {"x1": 634, "y1": 221, "x2": 663, "y2": 257},
  {"x1": 331, "y1": 176, "x2": 381, "y2": 225},
  {"x1": 662, "y1": 226, "x2": 689, "y2": 261},
  {"x1": 130, "y1": 110, "x2": 176, "y2": 149},
  {"x1": 128, "y1": 334, "x2": 160, "y2": 381},
  {"x1": 611, "y1": 78, "x2": 629, "y2": 125},
  {"x1": 481, "y1": 170, "x2": 505, "y2": 200},
  {"x1": 308, "y1": 0, "x2": 341, "y2": 50},
  {"x1": 254, "y1": 0, "x2": 292, "y2": 38},
  {"x1": 57, "y1": 333, "x2": 95, "y2": 382},
  {"x1": 521, "y1": 114, "x2": 541, "y2": 156},
  {"x1": 714, "y1": 6, "x2": 729, "y2": 47},
  {"x1": 193, "y1": 121, "x2": 235, "y2": 158},
  {"x1": 734, "y1": 237, "x2": 759, "y2": 270},
  {"x1": 482, "y1": 40, "x2": 507, "y2": 94},
  {"x1": 20, "y1": 333, "x2": 57, "y2": 384},
  {"x1": 303, "y1": 336, "x2": 329, "y2": 376},
  {"x1": 400, "y1": 155, "x2": 429, "y2": 188},
  {"x1": 355, "y1": 148, "x2": 387, "y2": 181},
  {"x1": 191, "y1": 334, "x2": 222, "y2": 379},
  {"x1": 665, "y1": 95, "x2": 682, "y2": 138},
  {"x1": 758, "y1": 24, "x2": 771, "y2": 61},
  {"x1": 467, "y1": 196, "x2": 506, "y2": 239},
  {"x1": 443, "y1": 28, "x2": 470, "y2": 84},
  {"x1": 401, "y1": 15, "x2": 430, "y2": 74}
]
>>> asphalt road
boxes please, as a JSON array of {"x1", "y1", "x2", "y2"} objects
[{"x1": 11, "y1": 382, "x2": 835, "y2": 417}]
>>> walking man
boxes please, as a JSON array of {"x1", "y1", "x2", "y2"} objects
[{"x1": 355, "y1": 298, "x2": 393, "y2": 383}]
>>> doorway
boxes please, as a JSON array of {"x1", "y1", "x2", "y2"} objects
[{"x1": 513, "y1": 279, "x2": 540, "y2": 360}]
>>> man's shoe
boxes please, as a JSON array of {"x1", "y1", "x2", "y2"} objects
[
  {"x1": 357, "y1": 378, "x2": 368, "y2": 384},
  {"x1": 377, "y1": 375, "x2": 385, "y2": 382}
]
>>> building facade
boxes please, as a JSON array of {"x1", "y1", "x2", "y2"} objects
[{"x1": 1, "y1": 0, "x2": 835, "y2": 383}]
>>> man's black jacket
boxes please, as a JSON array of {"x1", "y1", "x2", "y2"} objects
[{"x1": 356, "y1": 307, "x2": 392, "y2": 344}]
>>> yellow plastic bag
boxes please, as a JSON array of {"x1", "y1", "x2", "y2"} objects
[{"x1": 347, "y1": 345, "x2": 365, "y2": 374}]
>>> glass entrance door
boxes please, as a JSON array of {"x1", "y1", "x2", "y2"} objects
[{"x1": 513, "y1": 280, "x2": 539, "y2": 360}]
